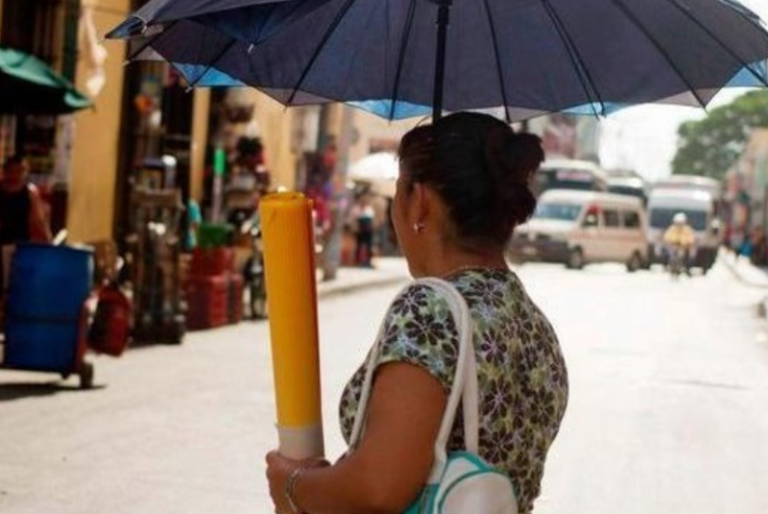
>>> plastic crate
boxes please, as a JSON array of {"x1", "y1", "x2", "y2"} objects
[
  {"x1": 186, "y1": 275, "x2": 229, "y2": 330},
  {"x1": 190, "y1": 247, "x2": 235, "y2": 277}
]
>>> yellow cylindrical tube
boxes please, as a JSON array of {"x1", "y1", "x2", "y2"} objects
[{"x1": 260, "y1": 192, "x2": 324, "y2": 460}]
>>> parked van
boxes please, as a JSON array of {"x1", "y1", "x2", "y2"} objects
[
  {"x1": 651, "y1": 175, "x2": 721, "y2": 199},
  {"x1": 646, "y1": 188, "x2": 719, "y2": 272},
  {"x1": 607, "y1": 176, "x2": 648, "y2": 206},
  {"x1": 508, "y1": 190, "x2": 648, "y2": 271},
  {"x1": 531, "y1": 159, "x2": 609, "y2": 198}
]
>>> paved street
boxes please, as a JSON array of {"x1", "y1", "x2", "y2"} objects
[{"x1": 2, "y1": 259, "x2": 768, "y2": 514}]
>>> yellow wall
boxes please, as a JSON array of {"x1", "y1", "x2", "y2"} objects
[
  {"x1": 66, "y1": 4, "x2": 299, "y2": 236},
  {"x1": 191, "y1": 90, "x2": 211, "y2": 202},
  {"x1": 222, "y1": 90, "x2": 299, "y2": 191},
  {"x1": 67, "y1": 0, "x2": 131, "y2": 243},
  {"x1": 251, "y1": 93, "x2": 298, "y2": 191},
  {"x1": 68, "y1": 1, "x2": 210, "y2": 240}
]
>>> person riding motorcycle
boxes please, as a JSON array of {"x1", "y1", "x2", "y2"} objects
[{"x1": 663, "y1": 212, "x2": 696, "y2": 275}]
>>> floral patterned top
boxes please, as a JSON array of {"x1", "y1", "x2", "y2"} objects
[{"x1": 338, "y1": 268, "x2": 569, "y2": 513}]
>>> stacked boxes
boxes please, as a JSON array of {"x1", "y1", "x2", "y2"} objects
[
  {"x1": 186, "y1": 247, "x2": 243, "y2": 330},
  {"x1": 228, "y1": 274, "x2": 244, "y2": 324},
  {"x1": 186, "y1": 274, "x2": 229, "y2": 329}
]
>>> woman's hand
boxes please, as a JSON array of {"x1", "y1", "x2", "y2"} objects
[{"x1": 265, "y1": 451, "x2": 329, "y2": 513}]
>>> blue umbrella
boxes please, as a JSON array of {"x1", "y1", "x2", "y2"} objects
[{"x1": 108, "y1": 0, "x2": 768, "y2": 122}]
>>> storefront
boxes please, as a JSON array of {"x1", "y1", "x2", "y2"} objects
[{"x1": 0, "y1": 0, "x2": 84, "y2": 236}]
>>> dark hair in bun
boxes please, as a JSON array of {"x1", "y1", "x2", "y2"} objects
[{"x1": 398, "y1": 112, "x2": 543, "y2": 250}]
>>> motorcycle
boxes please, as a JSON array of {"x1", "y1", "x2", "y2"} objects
[
  {"x1": 225, "y1": 203, "x2": 267, "y2": 320},
  {"x1": 667, "y1": 244, "x2": 688, "y2": 279}
]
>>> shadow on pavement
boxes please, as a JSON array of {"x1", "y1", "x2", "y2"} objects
[{"x1": 0, "y1": 381, "x2": 106, "y2": 402}]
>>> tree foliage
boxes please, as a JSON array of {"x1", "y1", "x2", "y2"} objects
[{"x1": 671, "y1": 90, "x2": 768, "y2": 180}]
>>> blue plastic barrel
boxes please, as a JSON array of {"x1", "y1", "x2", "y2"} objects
[{"x1": 3, "y1": 243, "x2": 93, "y2": 372}]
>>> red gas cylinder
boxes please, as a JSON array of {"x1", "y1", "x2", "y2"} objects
[{"x1": 88, "y1": 284, "x2": 132, "y2": 357}]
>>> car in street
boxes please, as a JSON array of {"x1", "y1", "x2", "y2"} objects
[
  {"x1": 607, "y1": 176, "x2": 648, "y2": 206},
  {"x1": 646, "y1": 187, "x2": 720, "y2": 273},
  {"x1": 508, "y1": 190, "x2": 648, "y2": 271},
  {"x1": 531, "y1": 159, "x2": 609, "y2": 198}
]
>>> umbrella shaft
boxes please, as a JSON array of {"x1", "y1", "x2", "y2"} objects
[{"x1": 433, "y1": 0, "x2": 452, "y2": 121}]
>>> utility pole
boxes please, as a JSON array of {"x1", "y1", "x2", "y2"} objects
[
  {"x1": 315, "y1": 105, "x2": 332, "y2": 167},
  {"x1": 322, "y1": 105, "x2": 354, "y2": 281}
]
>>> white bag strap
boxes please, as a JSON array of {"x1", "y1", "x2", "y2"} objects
[{"x1": 348, "y1": 278, "x2": 480, "y2": 483}]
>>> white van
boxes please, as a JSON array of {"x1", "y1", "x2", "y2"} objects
[
  {"x1": 532, "y1": 159, "x2": 609, "y2": 198},
  {"x1": 646, "y1": 188, "x2": 719, "y2": 272},
  {"x1": 508, "y1": 190, "x2": 648, "y2": 271}
]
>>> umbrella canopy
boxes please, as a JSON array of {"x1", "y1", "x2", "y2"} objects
[
  {"x1": 0, "y1": 48, "x2": 93, "y2": 115},
  {"x1": 108, "y1": 0, "x2": 768, "y2": 122},
  {"x1": 348, "y1": 152, "x2": 399, "y2": 197}
]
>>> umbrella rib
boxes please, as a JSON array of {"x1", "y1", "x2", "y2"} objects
[
  {"x1": 252, "y1": 1, "x2": 314, "y2": 46},
  {"x1": 126, "y1": 21, "x2": 179, "y2": 62},
  {"x1": 388, "y1": 0, "x2": 419, "y2": 121},
  {"x1": 287, "y1": 0, "x2": 358, "y2": 106},
  {"x1": 607, "y1": 0, "x2": 706, "y2": 108},
  {"x1": 662, "y1": 0, "x2": 768, "y2": 87},
  {"x1": 540, "y1": 0, "x2": 604, "y2": 117},
  {"x1": 186, "y1": 38, "x2": 238, "y2": 88},
  {"x1": 481, "y1": 0, "x2": 511, "y2": 124}
]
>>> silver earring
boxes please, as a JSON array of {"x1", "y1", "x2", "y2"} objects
[{"x1": 413, "y1": 222, "x2": 425, "y2": 233}]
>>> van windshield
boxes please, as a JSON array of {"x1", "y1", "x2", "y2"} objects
[
  {"x1": 649, "y1": 208, "x2": 707, "y2": 231},
  {"x1": 533, "y1": 203, "x2": 583, "y2": 221}
]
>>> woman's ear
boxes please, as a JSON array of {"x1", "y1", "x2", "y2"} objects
[
  {"x1": 410, "y1": 182, "x2": 429, "y2": 225},
  {"x1": 423, "y1": 183, "x2": 449, "y2": 226}
]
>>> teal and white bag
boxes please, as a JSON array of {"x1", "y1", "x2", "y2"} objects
[{"x1": 349, "y1": 277, "x2": 518, "y2": 514}]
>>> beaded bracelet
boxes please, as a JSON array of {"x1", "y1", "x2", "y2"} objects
[{"x1": 285, "y1": 467, "x2": 306, "y2": 514}]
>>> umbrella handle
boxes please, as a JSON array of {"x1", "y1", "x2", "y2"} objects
[{"x1": 432, "y1": 0, "x2": 452, "y2": 121}]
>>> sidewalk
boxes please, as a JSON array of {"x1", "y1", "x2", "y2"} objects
[
  {"x1": 719, "y1": 248, "x2": 768, "y2": 289},
  {"x1": 315, "y1": 257, "x2": 410, "y2": 299},
  {"x1": 719, "y1": 248, "x2": 768, "y2": 318}
]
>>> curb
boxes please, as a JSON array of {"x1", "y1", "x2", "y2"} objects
[
  {"x1": 719, "y1": 253, "x2": 768, "y2": 290},
  {"x1": 719, "y1": 253, "x2": 768, "y2": 320},
  {"x1": 317, "y1": 275, "x2": 409, "y2": 300}
]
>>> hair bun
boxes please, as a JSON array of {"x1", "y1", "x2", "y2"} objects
[
  {"x1": 508, "y1": 133, "x2": 545, "y2": 182},
  {"x1": 485, "y1": 128, "x2": 544, "y2": 188},
  {"x1": 399, "y1": 112, "x2": 542, "y2": 248}
]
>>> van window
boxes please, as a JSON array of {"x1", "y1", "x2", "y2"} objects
[
  {"x1": 533, "y1": 202, "x2": 583, "y2": 221},
  {"x1": 623, "y1": 211, "x2": 641, "y2": 228},
  {"x1": 603, "y1": 209, "x2": 620, "y2": 228}
]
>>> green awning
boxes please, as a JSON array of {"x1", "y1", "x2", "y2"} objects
[{"x1": 0, "y1": 47, "x2": 93, "y2": 115}]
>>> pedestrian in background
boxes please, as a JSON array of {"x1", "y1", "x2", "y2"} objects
[
  {"x1": 185, "y1": 198, "x2": 202, "y2": 251},
  {"x1": 351, "y1": 193, "x2": 375, "y2": 267},
  {"x1": 0, "y1": 155, "x2": 52, "y2": 327},
  {"x1": 0, "y1": 155, "x2": 52, "y2": 247},
  {"x1": 266, "y1": 112, "x2": 569, "y2": 514},
  {"x1": 749, "y1": 226, "x2": 768, "y2": 267},
  {"x1": 738, "y1": 230, "x2": 753, "y2": 261}
]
